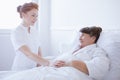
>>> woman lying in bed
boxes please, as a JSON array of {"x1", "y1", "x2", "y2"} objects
[{"x1": 3, "y1": 26, "x2": 110, "y2": 80}]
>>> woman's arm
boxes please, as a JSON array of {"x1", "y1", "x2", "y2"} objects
[
  {"x1": 53, "y1": 59, "x2": 89, "y2": 75},
  {"x1": 54, "y1": 60, "x2": 89, "y2": 75},
  {"x1": 19, "y1": 45, "x2": 49, "y2": 66},
  {"x1": 68, "y1": 60, "x2": 89, "y2": 75}
]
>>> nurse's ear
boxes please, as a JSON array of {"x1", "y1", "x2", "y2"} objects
[{"x1": 21, "y1": 12, "x2": 27, "y2": 18}]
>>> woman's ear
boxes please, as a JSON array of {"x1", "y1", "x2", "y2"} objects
[{"x1": 91, "y1": 36, "x2": 96, "y2": 42}]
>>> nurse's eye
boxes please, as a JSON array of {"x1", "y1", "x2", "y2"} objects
[{"x1": 32, "y1": 14, "x2": 38, "y2": 17}]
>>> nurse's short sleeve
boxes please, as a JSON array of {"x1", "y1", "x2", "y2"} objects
[
  {"x1": 11, "y1": 29, "x2": 27, "y2": 51},
  {"x1": 84, "y1": 49, "x2": 110, "y2": 80}
]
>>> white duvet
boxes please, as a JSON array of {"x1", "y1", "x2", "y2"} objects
[{"x1": 2, "y1": 66, "x2": 92, "y2": 80}]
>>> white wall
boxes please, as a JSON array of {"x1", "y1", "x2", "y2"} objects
[
  {"x1": 38, "y1": 0, "x2": 52, "y2": 56},
  {"x1": 51, "y1": 0, "x2": 120, "y2": 30},
  {"x1": 0, "y1": 30, "x2": 15, "y2": 71}
]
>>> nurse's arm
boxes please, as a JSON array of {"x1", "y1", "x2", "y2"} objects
[
  {"x1": 37, "y1": 47, "x2": 42, "y2": 67},
  {"x1": 38, "y1": 47, "x2": 42, "y2": 56},
  {"x1": 19, "y1": 45, "x2": 49, "y2": 66}
]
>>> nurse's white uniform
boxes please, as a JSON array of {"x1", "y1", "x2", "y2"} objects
[
  {"x1": 3, "y1": 44, "x2": 110, "y2": 80},
  {"x1": 11, "y1": 24, "x2": 40, "y2": 71}
]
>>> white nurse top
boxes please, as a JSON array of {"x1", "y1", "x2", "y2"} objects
[{"x1": 11, "y1": 24, "x2": 41, "y2": 71}]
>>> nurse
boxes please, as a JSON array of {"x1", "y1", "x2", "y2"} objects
[{"x1": 11, "y1": 2, "x2": 49, "y2": 71}]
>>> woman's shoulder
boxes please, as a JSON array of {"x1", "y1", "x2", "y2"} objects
[{"x1": 93, "y1": 46, "x2": 108, "y2": 57}]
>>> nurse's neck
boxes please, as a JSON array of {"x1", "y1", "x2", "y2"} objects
[{"x1": 22, "y1": 22, "x2": 31, "y2": 33}]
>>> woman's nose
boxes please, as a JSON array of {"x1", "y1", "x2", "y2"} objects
[{"x1": 79, "y1": 36, "x2": 82, "y2": 40}]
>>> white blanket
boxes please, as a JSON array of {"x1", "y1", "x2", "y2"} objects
[
  {"x1": 0, "y1": 71, "x2": 17, "y2": 79},
  {"x1": 2, "y1": 44, "x2": 109, "y2": 80},
  {"x1": 2, "y1": 66, "x2": 92, "y2": 80}
]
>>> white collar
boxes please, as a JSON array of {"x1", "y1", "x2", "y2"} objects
[{"x1": 73, "y1": 44, "x2": 97, "y2": 55}]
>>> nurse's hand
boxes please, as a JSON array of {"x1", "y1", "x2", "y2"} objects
[{"x1": 36, "y1": 64, "x2": 41, "y2": 67}]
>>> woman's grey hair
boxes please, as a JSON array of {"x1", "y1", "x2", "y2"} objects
[{"x1": 79, "y1": 26, "x2": 102, "y2": 43}]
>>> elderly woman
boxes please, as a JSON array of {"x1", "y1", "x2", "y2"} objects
[
  {"x1": 53, "y1": 26, "x2": 110, "y2": 80},
  {"x1": 3, "y1": 26, "x2": 109, "y2": 80}
]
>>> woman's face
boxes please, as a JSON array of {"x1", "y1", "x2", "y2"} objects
[
  {"x1": 79, "y1": 33, "x2": 96, "y2": 48},
  {"x1": 22, "y1": 8, "x2": 38, "y2": 26}
]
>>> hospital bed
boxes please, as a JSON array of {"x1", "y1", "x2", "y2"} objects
[{"x1": 0, "y1": 30, "x2": 120, "y2": 80}]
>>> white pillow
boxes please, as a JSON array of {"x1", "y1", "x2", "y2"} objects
[
  {"x1": 97, "y1": 30, "x2": 120, "y2": 47},
  {"x1": 97, "y1": 30, "x2": 120, "y2": 80}
]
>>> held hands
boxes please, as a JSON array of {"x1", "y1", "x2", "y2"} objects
[{"x1": 53, "y1": 60, "x2": 67, "y2": 68}]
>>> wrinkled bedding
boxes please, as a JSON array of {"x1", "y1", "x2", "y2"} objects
[
  {"x1": 0, "y1": 71, "x2": 17, "y2": 79},
  {"x1": 1, "y1": 66, "x2": 92, "y2": 80}
]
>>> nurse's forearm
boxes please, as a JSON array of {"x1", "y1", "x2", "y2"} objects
[
  {"x1": 36, "y1": 47, "x2": 42, "y2": 66},
  {"x1": 28, "y1": 53, "x2": 49, "y2": 66},
  {"x1": 19, "y1": 45, "x2": 49, "y2": 66},
  {"x1": 38, "y1": 47, "x2": 42, "y2": 56}
]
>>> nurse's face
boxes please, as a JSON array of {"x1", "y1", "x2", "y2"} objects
[
  {"x1": 79, "y1": 33, "x2": 96, "y2": 48},
  {"x1": 22, "y1": 8, "x2": 38, "y2": 27}
]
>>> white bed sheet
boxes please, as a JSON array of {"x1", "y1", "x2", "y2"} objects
[
  {"x1": 1, "y1": 67, "x2": 92, "y2": 80},
  {"x1": 0, "y1": 71, "x2": 17, "y2": 79}
]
